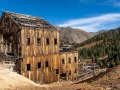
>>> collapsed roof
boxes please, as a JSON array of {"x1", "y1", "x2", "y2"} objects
[
  {"x1": 60, "y1": 44, "x2": 77, "y2": 53},
  {"x1": 4, "y1": 11, "x2": 56, "y2": 29}
]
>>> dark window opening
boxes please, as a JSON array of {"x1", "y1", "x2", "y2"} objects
[
  {"x1": 27, "y1": 64, "x2": 30, "y2": 71},
  {"x1": 6, "y1": 52, "x2": 15, "y2": 56},
  {"x1": 56, "y1": 69, "x2": 59, "y2": 74},
  {"x1": 74, "y1": 57, "x2": 77, "y2": 63},
  {"x1": 60, "y1": 73, "x2": 66, "y2": 80},
  {"x1": 62, "y1": 59, "x2": 65, "y2": 65},
  {"x1": 46, "y1": 38, "x2": 49, "y2": 45},
  {"x1": 37, "y1": 38, "x2": 41, "y2": 45},
  {"x1": 26, "y1": 38, "x2": 30, "y2": 45},
  {"x1": 74, "y1": 69, "x2": 77, "y2": 74},
  {"x1": 46, "y1": 61, "x2": 48, "y2": 67},
  {"x1": 69, "y1": 71, "x2": 71, "y2": 76},
  {"x1": 38, "y1": 62, "x2": 41, "y2": 69},
  {"x1": 68, "y1": 58, "x2": 71, "y2": 63},
  {"x1": 19, "y1": 52, "x2": 21, "y2": 56},
  {"x1": 54, "y1": 39, "x2": 57, "y2": 45}
]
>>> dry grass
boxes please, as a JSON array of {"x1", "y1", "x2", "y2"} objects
[{"x1": 77, "y1": 40, "x2": 103, "y2": 51}]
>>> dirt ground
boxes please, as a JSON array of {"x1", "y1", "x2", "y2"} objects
[
  {"x1": 91, "y1": 65, "x2": 120, "y2": 90},
  {"x1": 1, "y1": 65, "x2": 120, "y2": 90},
  {"x1": 61, "y1": 65, "x2": 120, "y2": 90},
  {"x1": 49, "y1": 65, "x2": 120, "y2": 90},
  {"x1": 0, "y1": 69, "x2": 47, "y2": 90}
]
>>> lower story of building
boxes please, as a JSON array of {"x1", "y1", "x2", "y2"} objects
[{"x1": 16, "y1": 52, "x2": 78, "y2": 83}]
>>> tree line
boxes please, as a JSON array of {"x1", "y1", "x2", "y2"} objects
[{"x1": 74, "y1": 27, "x2": 120, "y2": 68}]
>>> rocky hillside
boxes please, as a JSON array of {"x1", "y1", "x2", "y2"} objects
[
  {"x1": 91, "y1": 65, "x2": 120, "y2": 90},
  {"x1": 76, "y1": 27, "x2": 120, "y2": 68},
  {"x1": 56, "y1": 26, "x2": 95, "y2": 44}
]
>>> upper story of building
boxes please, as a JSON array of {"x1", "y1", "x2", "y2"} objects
[{"x1": 0, "y1": 11, "x2": 60, "y2": 57}]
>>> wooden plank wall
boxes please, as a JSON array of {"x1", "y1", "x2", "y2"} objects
[
  {"x1": 0, "y1": 13, "x2": 79, "y2": 83},
  {"x1": 21, "y1": 51, "x2": 78, "y2": 83},
  {"x1": 21, "y1": 54, "x2": 60, "y2": 83},
  {"x1": 20, "y1": 27, "x2": 60, "y2": 83},
  {"x1": 60, "y1": 52, "x2": 78, "y2": 81},
  {"x1": 20, "y1": 26, "x2": 78, "y2": 83},
  {"x1": 21, "y1": 27, "x2": 60, "y2": 57}
]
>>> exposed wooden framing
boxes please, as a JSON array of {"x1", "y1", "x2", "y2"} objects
[
  {"x1": 6, "y1": 12, "x2": 21, "y2": 29},
  {"x1": 0, "y1": 11, "x2": 79, "y2": 83},
  {"x1": 9, "y1": 23, "x2": 15, "y2": 31}
]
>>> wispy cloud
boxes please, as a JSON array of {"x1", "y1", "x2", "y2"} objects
[{"x1": 58, "y1": 13, "x2": 120, "y2": 32}]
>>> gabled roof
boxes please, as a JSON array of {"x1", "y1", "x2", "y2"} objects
[{"x1": 4, "y1": 11, "x2": 56, "y2": 29}]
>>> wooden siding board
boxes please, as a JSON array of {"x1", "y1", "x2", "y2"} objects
[{"x1": 0, "y1": 13, "x2": 78, "y2": 83}]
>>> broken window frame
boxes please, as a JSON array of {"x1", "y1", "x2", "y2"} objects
[
  {"x1": 54, "y1": 38, "x2": 57, "y2": 45},
  {"x1": 46, "y1": 38, "x2": 49, "y2": 45},
  {"x1": 27, "y1": 64, "x2": 31, "y2": 71},
  {"x1": 62, "y1": 59, "x2": 65, "y2": 65},
  {"x1": 69, "y1": 71, "x2": 71, "y2": 76},
  {"x1": 74, "y1": 57, "x2": 77, "y2": 63},
  {"x1": 45, "y1": 61, "x2": 49, "y2": 67},
  {"x1": 74, "y1": 69, "x2": 77, "y2": 74},
  {"x1": 68, "y1": 58, "x2": 71, "y2": 63},
  {"x1": 56, "y1": 69, "x2": 59, "y2": 74},
  {"x1": 26, "y1": 38, "x2": 30, "y2": 45},
  {"x1": 37, "y1": 62, "x2": 41, "y2": 69},
  {"x1": 37, "y1": 38, "x2": 41, "y2": 45}
]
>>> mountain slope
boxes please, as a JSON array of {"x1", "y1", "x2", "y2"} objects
[
  {"x1": 57, "y1": 27, "x2": 95, "y2": 44},
  {"x1": 76, "y1": 27, "x2": 120, "y2": 68}
]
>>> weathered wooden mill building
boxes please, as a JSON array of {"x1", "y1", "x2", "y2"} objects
[{"x1": 0, "y1": 11, "x2": 78, "y2": 83}]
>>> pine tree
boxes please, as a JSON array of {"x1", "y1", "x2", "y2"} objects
[
  {"x1": 95, "y1": 56, "x2": 99, "y2": 64},
  {"x1": 115, "y1": 55, "x2": 120, "y2": 65},
  {"x1": 110, "y1": 59, "x2": 115, "y2": 67}
]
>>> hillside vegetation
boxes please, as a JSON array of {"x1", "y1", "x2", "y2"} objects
[{"x1": 75, "y1": 27, "x2": 120, "y2": 68}]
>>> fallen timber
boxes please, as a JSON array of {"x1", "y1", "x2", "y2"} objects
[{"x1": 55, "y1": 68, "x2": 107, "y2": 85}]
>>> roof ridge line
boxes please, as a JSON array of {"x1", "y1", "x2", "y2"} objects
[{"x1": 4, "y1": 11, "x2": 43, "y2": 20}]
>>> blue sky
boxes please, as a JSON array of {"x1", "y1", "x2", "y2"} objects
[{"x1": 0, "y1": 0, "x2": 120, "y2": 32}]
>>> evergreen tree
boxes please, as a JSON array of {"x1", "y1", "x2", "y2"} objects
[
  {"x1": 95, "y1": 56, "x2": 99, "y2": 64},
  {"x1": 115, "y1": 55, "x2": 120, "y2": 65},
  {"x1": 77, "y1": 27, "x2": 120, "y2": 68},
  {"x1": 110, "y1": 59, "x2": 115, "y2": 67}
]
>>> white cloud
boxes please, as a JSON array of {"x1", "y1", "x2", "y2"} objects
[
  {"x1": 58, "y1": 13, "x2": 120, "y2": 32},
  {"x1": 72, "y1": 23, "x2": 100, "y2": 32}
]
